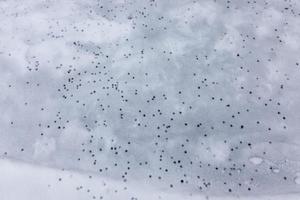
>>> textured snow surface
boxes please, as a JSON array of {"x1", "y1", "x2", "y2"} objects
[
  {"x1": 1, "y1": 159, "x2": 300, "y2": 200},
  {"x1": 1, "y1": 0, "x2": 300, "y2": 199}
]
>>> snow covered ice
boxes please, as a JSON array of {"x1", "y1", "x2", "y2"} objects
[{"x1": 1, "y1": 0, "x2": 300, "y2": 199}]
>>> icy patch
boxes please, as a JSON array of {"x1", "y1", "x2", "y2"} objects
[
  {"x1": 294, "y1": 172, "x2": 300, "y2": 185},
  {"x1": 249, "y1": 156, "x2": 263, "y2": 165}
]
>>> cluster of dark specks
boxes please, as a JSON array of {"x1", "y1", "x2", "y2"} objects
[{"x1": 2, "y1": 0, "x2": 300, "y2": 199}]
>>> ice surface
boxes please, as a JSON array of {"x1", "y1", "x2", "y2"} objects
[{"x1": 1, "y1": 0, "x2": 300, "y2": 199}]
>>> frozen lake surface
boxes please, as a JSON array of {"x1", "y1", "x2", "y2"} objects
[{"x1": 1, "y1": 0, "x2": 300, "y2": 199}]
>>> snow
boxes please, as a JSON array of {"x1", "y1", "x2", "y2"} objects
[{"x1": 1, "y1": 0, "x2": 300, "y2": 199}]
